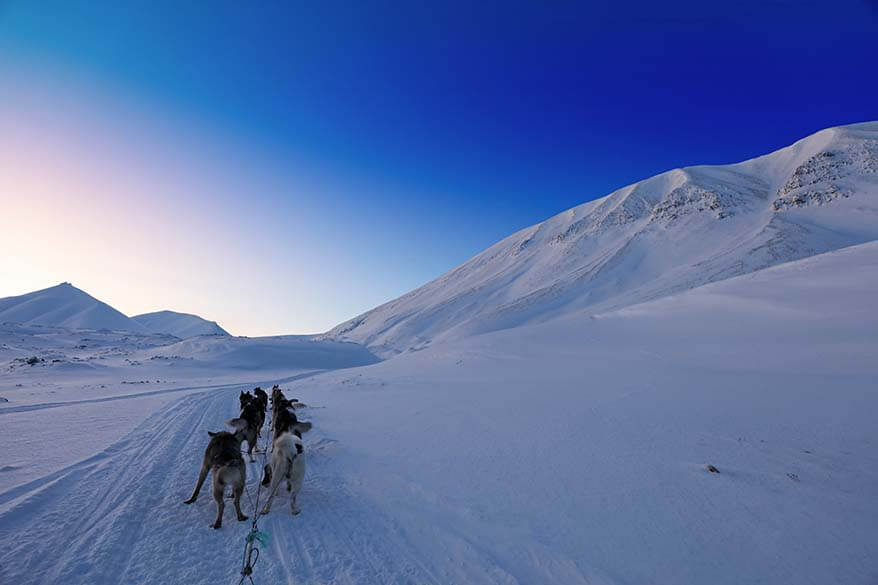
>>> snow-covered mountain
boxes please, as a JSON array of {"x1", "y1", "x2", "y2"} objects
[
  {"x1": 0, "y1": 282, "x2": 148, "y2": 332},
  {"x1": 327, "y1": 122, "x2": 878, "y2": 356},
  {"x1": 3, "y1": 241, "x2": 876, "y2": 585},
  {"x1": 132, "y1": 310, "x2": 229, "y2": 338},
  {"x1": 0, "y1": 284, "x2": 230, "y2": 339}
]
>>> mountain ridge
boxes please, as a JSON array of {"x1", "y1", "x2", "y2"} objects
[
  {"x1": 0, "y1": 283, "x2": 229, "y2": 338},
  {"x1": 325, "y1": 122, "x2": 878, "y2": 355},
  {"x1": 0, "y1": 282, "x2": 148, "y2": 332},
  {"x1": 132, "y1": 310, "x2": 230, "y2": 338}
]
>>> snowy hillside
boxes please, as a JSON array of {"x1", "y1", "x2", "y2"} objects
[
  {"x1": 145, "y1": 334, "x2": 379, "y2": 370},
  {"x1": 0, "y1": 283, "x2": 148, "y2": 332},
  {"x1": 327, "y1": 122, "x2": 878, "y2": 356},
  {"x1": 132, "y1": 310, "x2": 229, "y2": 338},
  {"x1": 2, "y1": 241, "x2": 876, "y2": 585}
]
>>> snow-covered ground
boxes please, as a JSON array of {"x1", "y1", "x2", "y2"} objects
[
  {"x1": 2, "y1": 241, "x2": 876, "y2": 584},
  {"x1": 0, "y1": 326, "x2": 377, "y2": 493},
  {"x1": 2, "y1": 123, "x2": 876, "y2": 584}
]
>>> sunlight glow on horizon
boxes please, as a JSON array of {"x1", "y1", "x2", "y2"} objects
[
  {"x1": 2, "y1": 2, "x2": 875, "y2": 337},
  {"x1": 0, "y1": 64, "x2": 431, "y2": 336}
]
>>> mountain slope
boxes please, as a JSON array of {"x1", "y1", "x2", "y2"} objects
[
  {"x1": 327, "y1": 122, "x2": 878, "y2": 356},
  {"x1": 0, "y1": 283, "x2": 147, "y2": 332},
  {"x1": 132, "y1": 310, "x2": 229, "y2": 338},
  {"x1": 4, "y1": 241, "x2": 875, "y2": 585}
]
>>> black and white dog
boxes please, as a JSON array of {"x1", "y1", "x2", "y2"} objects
[
  {"x1": 230, "y1": 399, "x2": 264, "y2": 462},
  {"x1": 261, "y1": 432, "x2": 306, "y2": 515},
  {"x1": 261, "y1": 386, "x2": 311, "y2": 514}
]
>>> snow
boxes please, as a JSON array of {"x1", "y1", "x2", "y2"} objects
[
  {"x1": 132, "y1": 310, "x2": 230, "y2": 338},
  {"x1": 1, "y1": 123, "x2": 877, "y2": 584},
  {"x1": 0, "y1": 283, "x2": 148, "y2": 332},
  {"x1": 326, "y1": 122, "x2": 878, "y2": 357},
  {"x1": 0, "y1": 284, "x2": 230, "y2": 339},
  {"x1": 1, "y1": 242, "x2": 875, "y2": 584}
]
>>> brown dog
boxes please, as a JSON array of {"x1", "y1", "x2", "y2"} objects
[{"x1": 184, "y1": 424, "x2": 249, "y2": 529}]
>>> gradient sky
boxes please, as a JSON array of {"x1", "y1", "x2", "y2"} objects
[{"x1": 1, "y1": 1, "x2": 876, "y2": 335}]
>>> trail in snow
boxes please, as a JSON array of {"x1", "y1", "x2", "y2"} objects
[
  {"x1": 0, "y1": 370, "x2": 326, "y2": 416},
  {"x1": 0, "y1": 385, "x2": 477, "y2": 585},
  {"x1": 1, "y1": 243, "x2": 876, "y2": 585}
]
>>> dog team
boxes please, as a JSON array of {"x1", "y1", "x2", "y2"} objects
[{"x1": 183, "y1": 385, "x2": 311, "y2": 529}]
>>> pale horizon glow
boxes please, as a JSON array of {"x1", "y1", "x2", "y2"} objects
[
  {"x1": 0, "y1": 62, "x2": 455, "y2": 336},
  {"x1": 2, "y1": 2, "x2": 874, "y2": 336}
]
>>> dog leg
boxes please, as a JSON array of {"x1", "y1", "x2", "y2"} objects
[
  {"x1": 291, "y1": 493, "x2": 300, "y2": 515},
  {"x1": 184, "y1": 462, "x2": 209, "y2": 504},
  {"x1": 248, "y1": 434, "x2": 257, "y2": 462},
  {"x1": 233, "y1": 483, "x2": 248, "y2": 522},
  {"x1": 260, "y1": 468, "x2": 282, "y2": 515},
  {"x1": 211, "y1": 479, "x2": 225, "y2": 529}
]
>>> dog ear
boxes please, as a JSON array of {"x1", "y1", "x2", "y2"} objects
[
  {"x1": 292, "y1": 421, "x2": 312, "y2": 434},
  {"x1": 226, "y1": 418, "x2": 248, "y2": 432}
]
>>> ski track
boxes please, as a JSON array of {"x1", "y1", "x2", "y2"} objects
[{"x1": 0, "y1": 383, "x2": 480, "y2": 585}]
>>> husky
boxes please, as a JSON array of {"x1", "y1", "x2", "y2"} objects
[
  {"x1": 229, "y1": 403, "x2": 262, "y2": 462},
  {"x1": 240, "y1": 390, "x2": 266, "y2": 424},
  {"x1": 270, "y1": 385, "x2": 285, "y2": 411},
  {"x1": 261, "y1": 432, "x2": 306, "y2": 515},
  {"x1": 183, "y1": 422, "x2": 249, "y2": 529},
  {"x1": 253, "y1": 387, "x2": 269, "y2": 408},
  {"x1": 271, "y1": 400, "x2": 312, "y2": 440}
]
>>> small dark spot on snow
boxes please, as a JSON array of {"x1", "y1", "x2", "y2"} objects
[
  {"x1": 706, "y1": 464, "x2": 720, "y2": 474},
  {"x1": 786, "y1": 472, "x2": 800, "y2": 482}
]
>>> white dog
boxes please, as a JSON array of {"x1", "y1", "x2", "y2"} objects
[{"x1": 260, "y1": 432, "x2": 305, "y2": 515}]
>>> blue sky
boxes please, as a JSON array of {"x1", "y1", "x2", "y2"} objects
[{"x1": 1, "y1": 1, "x2": 875, "y2": 335}]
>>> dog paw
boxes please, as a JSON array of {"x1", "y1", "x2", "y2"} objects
[
  {"x1": 183, "y1": 497, "x2": 196, "y2": 505},
  {"x1": 237, "y1": 514, "x2": 248, "y2": 521},
  {"x1": 211, "y1": 522, "x2": 222, "y2": 530},
  {"x1": 292, "y1": 508, "x2": 301, "y2": 516}
]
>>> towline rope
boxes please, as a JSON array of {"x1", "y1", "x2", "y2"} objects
[{"x1": 236, "y1": 390, "x2": 275, "y2": 585}]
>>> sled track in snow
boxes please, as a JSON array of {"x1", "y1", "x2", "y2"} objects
[{"x1": 0, "y1": 382, "x2": 453, "y2": 585}]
